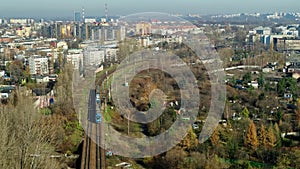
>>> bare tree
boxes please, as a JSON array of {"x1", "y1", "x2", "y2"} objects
[{"x1": 0, "y1": 91, "x2": 62, "y2": 169}]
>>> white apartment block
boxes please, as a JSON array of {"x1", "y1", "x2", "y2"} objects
[
  {"x1": 29, "y1": 56, "x2": 49, "y2": 75},
  {"x1": 83, "y1": 47, "x2": 105, "y2": 66},
  {"x1": 66, "y1": 52, "x2": 84, "y2": 69},
  {"x1": 9, "y1": 18, "x2": 34, "y2": 25},
  {"x1": 105, "y1": 48, "x2": 118, "y2": 62}
]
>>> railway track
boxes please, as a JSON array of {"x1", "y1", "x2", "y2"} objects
[
  {"x1": 79, "y1": 64, "x2": 117, "y2": 169},
  {"x1": 80, "y1": 89, "x2": 105, "y2": 169}
]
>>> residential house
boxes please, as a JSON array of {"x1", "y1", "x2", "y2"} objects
[{"x1": 31, "y1": 75, "x2": 49, "y2": 83}]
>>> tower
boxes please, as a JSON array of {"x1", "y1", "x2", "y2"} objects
[
  {"x1": 82, "y1": 6, "x2": 85, "y2": 23},
  {"x1": 105, "y1": 3, "x2": 108, "y2": 22}
]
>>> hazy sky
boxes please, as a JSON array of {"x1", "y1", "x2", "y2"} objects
[{"x1": 0, "y1": 0, "x2": 299, "y2": 18}]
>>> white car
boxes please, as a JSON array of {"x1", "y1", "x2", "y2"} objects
[
  {"x1": 115, "y1": 162, "x2": 132, "y2": 168},
  {"x1": 192, "y1": 124, "x2": 199, "y2": 129}
]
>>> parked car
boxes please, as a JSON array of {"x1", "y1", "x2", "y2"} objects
[{"x1": 115, "y1": 162, "x2": 132, "y2": 168}]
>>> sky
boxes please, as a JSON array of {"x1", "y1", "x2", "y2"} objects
[{"x1": 0, "y1": 0, "x2": 299, "y2": 18}]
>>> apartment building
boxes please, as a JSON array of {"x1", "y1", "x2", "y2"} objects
[
  {"x1": 66, "y1": 49, "x2": 84, "y2": 69},
  {"x1": 83, "y1": 46, "x2": 105, "y2": 66},
  {"x1": 29, "y1": 56, "x2": 49, "y2": 75}
]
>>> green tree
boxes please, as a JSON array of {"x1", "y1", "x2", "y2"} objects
[
  {"x1": 277, "y1": 78, "x2": 286, "y2": 96},
  {"x1": 258, "y1": 73, "x2": 265, "y2": 88},
  {"x1": 273, "y1": 123, "x2": 282, "y2": 147},
  {"x1": 275, "y1": 153, "x2": 291, "y2": 169},
  {"x1": 204, "y1": 155, "x2": 227, "y2": 169},
  {"x1": 295, "y1": 100, "x2": 300, "y2": 129},
  {"x1": 241, "y1": 107, "x2": 250, "y2": 118},
  {"x1": 242, "y1": 72, "x2": 252, "y2": 84},
  {"x1": 230, "y1": 76, "x2": 236, "y2": 85},
  {"x1": 286, "y1": 78, "x2": 299, "y2": 98},
  {"x1": 290, "y1": 149, "x2": 300, "y2": 169}
]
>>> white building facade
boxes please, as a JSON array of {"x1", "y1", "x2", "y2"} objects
[{"x1": 29, "y1": 56, "x2": 49, "y2": 75}]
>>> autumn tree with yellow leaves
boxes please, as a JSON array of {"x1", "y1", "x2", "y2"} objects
[{"x1": 244, "y1": 120, "x2": 259, "y2": 149}]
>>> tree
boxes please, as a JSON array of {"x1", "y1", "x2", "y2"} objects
[
  {"x1": 8, "y1": 60, "x2": 24, "y2": 84},
  {"x1": 244, "y1": 120, "x2": 259, "y2": 149},
  {"x1": 204, "y1": 155, "x2": 227, "y2": 169},
  {"x1": 258, "y1": 124, "x2": 267, "y2": 147},
  {"x1": 275, "y1": 149, "x2": 300, "y2": 169},
  {"x1": 0, "y1": 91, "x2": 62, "y2": 169},
  {"x1": 179, "y1": 126, "x2": 198, "y2": 151},
  {"x1": 273, "y1": 123, "x2": 281, "y2": 147},
  {"x1": 234, "y1": 29, "x2": 247, "y2": 46},
  {"x1": 275, "y1": 155, "x2": 290, "y2": 169},
  {"x1": 295, "y1": 100, "x2": 300, "y2": 129},
  {"x1": 266, "y1": 125, "x2": 276, "y2": 148},
  {"x1": 210, "y1": 126, "x2": 220, "y2": 146},
  {"x1": 165, "y1": 146, "x2": 187, "y2": 169},
  {"x1": 23, "y1": 66, "x2": 31, "y2": 82},
  {"x1": 51, "y1": 63, "x2": 83, "y2": 152},
  {"x1": 286, "y1": 78, "x2": 298, "y2": 97},
  {"x1": 242, "y1": 72, "x2": 252, "y2": 84},
  {"x1": 277, "y1": 78, "x2": 286, "y2": 96},
  {"x1": 241, "y1": 107, "x2": 250, "y2": 118},
  {"x1": 218, "y1": 48, "x2": 234, "y2": 66},
  {"x1": 53, "y1": 63, "x2": 73, "y2": 110},
  {"x1": 258, "y1": 73, "x2": 265, "y2": 88},
  {"x1": 290, "y1": 149, "x2": 300, "y2": 169},
  {"x1": 57, "y1": 51, "x2": 64, "y2": 73},
  {"x1": 188, "y1": 152, "x2": 207, "y2": 169}
]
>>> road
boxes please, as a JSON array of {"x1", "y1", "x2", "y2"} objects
[{"x1": 209, "y1": 65, "x2": 262, "y2": 73}]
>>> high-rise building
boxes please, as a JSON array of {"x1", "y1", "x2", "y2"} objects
[
  {"x1": 136, "y1": 22, "x2": 152, "y2": 36},
  {"x1": 74, "y1": 11, "x2": 81, "y2": 22},
  {"x1": 10, "y1": 18, "x2": 27, "y2": 24},
  {"x1": 75, "y1": 23, "x2": 82, "y2": 38},
  {"x1": 84, "y1": 18, "x2": 96, "y2": 23}
]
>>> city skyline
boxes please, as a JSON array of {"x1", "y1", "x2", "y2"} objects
[{"x1": 0, "y1": 0, "x2": 300, "y2": 18}]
